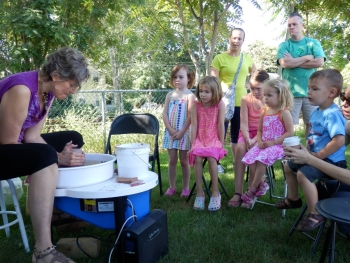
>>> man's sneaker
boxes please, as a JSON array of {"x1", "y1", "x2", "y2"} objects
[{"x1": 218, "y1": 163, "x2": 225, "y2": 174}]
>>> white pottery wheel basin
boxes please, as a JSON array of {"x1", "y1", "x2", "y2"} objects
[{"x1": 57, "y1": 153, "x2": 116, "y2": 189}]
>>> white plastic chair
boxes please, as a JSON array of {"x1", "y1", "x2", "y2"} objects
[{"x1": 0, "y1": 179, "x2": 30, "y2": 252}]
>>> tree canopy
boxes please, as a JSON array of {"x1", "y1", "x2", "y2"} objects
[{"x1": 0, "y1": 0, "x2": 348, "y2": 90}]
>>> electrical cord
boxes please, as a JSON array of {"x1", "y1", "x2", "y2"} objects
[
  {"x1": 74, "y1": 199, "x2": 137, "y2": 262},
  {"x1": 108, "y1": 214, "x2": 137, "y2": 263},
  {"x1": 127, "y1": 198, "x2": 136, "y2": 222},
  {"x1": 75, "y1": 234, "x2": 114, "y2": 261}
]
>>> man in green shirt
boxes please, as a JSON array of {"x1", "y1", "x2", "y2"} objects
[{"x1": 277, "y1": 12, "x2": 326, "y2": 137}]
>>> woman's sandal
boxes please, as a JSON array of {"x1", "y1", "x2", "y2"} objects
[
  {"x1": 296, "y1": 213, "x2": 325, "y2": 232},
  {"x1": 193, "y1": 195, "x2": 205, "y2": 210},
  {"x1": 227, "y1": 193, "x2": 242, "y2": 208},
  {"x1": 208, "y1": 194, "x2": 221, "y2": 211},
  {"x1": 275, "y1": 197, "x2": 302, "y2": 209},
  {"x1": 32, "y1": 246, "x2": 75, "y2": 263}
]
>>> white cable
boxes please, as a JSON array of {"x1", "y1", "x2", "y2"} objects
[
  {"x1": 127, "y1": 198, "x2": 136, "y2": 222},
  {"x1": 108, "y1": 214, "x2": 138, "y2": 263}
]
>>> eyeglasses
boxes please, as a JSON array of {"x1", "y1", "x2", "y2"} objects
[{"x1": 340, "y1": 92, "x2": 350, "y2": 106}]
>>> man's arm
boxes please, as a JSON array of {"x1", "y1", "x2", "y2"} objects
[
  {"x1": 298, "y1": 57, "x2": 324, "y2": 69},
  {"x1": 278, "y1": 52, "x2": 314, "y2": 69}
]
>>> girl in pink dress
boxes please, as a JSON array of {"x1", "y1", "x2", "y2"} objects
[
  {"x1": 241, "y1": 78, "x2": 294, "y2": 208},
  {"x1": 188, "y1": 76, "x2": 227, "y2": 211}
]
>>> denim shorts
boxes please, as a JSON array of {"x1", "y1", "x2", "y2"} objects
[{"x1": 287, "y1": 158, "x2": 347, "y2": 183}]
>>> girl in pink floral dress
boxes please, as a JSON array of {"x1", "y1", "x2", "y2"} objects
[
  {"x1": 241, "y1": 78, "x2": 294, "y2": 208},
  {"x1": 188, "y1": 76, "x2": 227, "y2": 211}
]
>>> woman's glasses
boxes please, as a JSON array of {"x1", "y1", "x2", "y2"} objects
[{"x1": 340, "y1": 92, "x2": 350, "y2": 106}]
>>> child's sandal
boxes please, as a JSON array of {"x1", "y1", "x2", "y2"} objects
[
  {"x1": 227, "y1": 193, "x2": 242, "y2": 208},
  {"x1": 241, "y1": 187, "x2": 257, "y2": 204},
  {"x1": 193, "y1": 195, "x2": 205, "y2": 210},
  {"x1": 32, "y1": 246, "x2": 75, "y2": 263},
  {"x1": 208, "y1": 194, "x2": 221, "y2": 211},
  {"x1": 255, "y1": 181, "x2": 270, "y2": 197}
]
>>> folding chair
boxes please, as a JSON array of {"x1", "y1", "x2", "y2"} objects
[
  {"x1": 250, "y1": 161, "x2": 288, "y2": 218},
  {"x1": 186, "y1": 158, "x2": 229, "y2": 203},
  {"x1": 288, "y1": 179, "x2": 340, "y2": 255},
  {"x1": 0, "y1": 179, "x2": 30, "y2": 252},
  {"x1": 105, "y1": 113, "x2": 163, "y2": 195}
]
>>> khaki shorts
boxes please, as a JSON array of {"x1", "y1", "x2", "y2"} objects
[{"x1": 291, "y1": 98, "x2": 317, "y2": 125}]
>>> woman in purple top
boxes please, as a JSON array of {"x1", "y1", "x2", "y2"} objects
[{"x1": 0, "y1": 47, "x2": 89, "y2": 263}]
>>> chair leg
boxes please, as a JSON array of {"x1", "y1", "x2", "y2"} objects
[
  {"x1": 311, "y1": 220, "x2": 326, "y2": 255},
  {"x1": 8, "y1": 180, "x2": 30, "y2": 252},
  {"x1": 186, "y1": 182, "x2": 197, "y2": 203},
  {"x1": 245, "y1": 166, "x2": 249, "y2": 182},
  {"x1": 218, "y1": 178, "x2": 229, "y2": 199},
  {"x1": 0, "y1": 182, "x2": 10, "y2": 237},
  {"x1": 282, "y1": 180, "x2": 288, "y2": 218},
  {"x1": 288, "y1": 205, "x2": 308, "y2": 237},
  {"x1": 156, "y1": 154, "x2": 163, "y2": 195},
  {"x1": 319, "y1": 221, "x2": 335, "y2": 263},
  {"x1": 202, "y1": 176, "x2": 211, "y2": 199}
]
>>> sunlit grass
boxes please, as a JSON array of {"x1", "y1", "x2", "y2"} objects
[{"x1": 1, "y1": 118, "x2": 350, "y2": 262}]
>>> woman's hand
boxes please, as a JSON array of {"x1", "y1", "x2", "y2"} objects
[
  {"x1": 283, "y1": 145, "x2": 310, "y2": 164},
  {"x1": 58, "y1": 141, "x2": 86, "y2": 166}
]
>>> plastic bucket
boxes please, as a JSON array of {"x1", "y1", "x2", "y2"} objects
[{"x1": 115, "y1": 143, "x2": 150, "y2": 179}]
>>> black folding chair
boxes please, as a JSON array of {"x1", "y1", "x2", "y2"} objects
[
  {"x1": 105, "y1": 113, "x2": 163, "y2": 195},
  {"x1": 288, "y1": 179, "x2": 341, "y2": 255},
  {"x1": 186, "y1": 158, "x2": 229, "y2": 203}
]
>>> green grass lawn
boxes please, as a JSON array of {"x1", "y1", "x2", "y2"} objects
[{"x1": 1, "y1": 129, "x2": 350, "y2": 262}]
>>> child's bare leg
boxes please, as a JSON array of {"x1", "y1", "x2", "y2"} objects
[
  {"x1": 250, "y1": 161, "x2": 266, "y2": 190},
  {"x1": 284, "y1": 162, "x2": 299, "y2": 200},
  {"x1": 167, "y1": 149, "x2": 178, "y2": 189},
  {"x1": 207, "y1": 157, "x2": 219, "y2": 197},
  {"x1": 179, "y1": 150, "x2": 190, "y2": 190},
  {"x1": 229, "y1": 142, "x2": 246, "y2": 202},
  {"x1": 194, "y1": 156, "x2": 204, "y2": 197},
  {"x1": 248, "y1": 162, "x2": 257, "y2": 187},
  {"x1": 297, "y1": 171, "x2": 319, "y2": 214}
]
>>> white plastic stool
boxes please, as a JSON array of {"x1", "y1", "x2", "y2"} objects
[{"x1": 0, "y1": 179, "x2": 30, "y2": 252}]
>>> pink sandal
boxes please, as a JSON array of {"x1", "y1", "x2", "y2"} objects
[
  {"x1": 227, "y1": 193, "x2": 242, "y2": 208},
  {"x1": 241, "y1": 187, "x2": 257, "y2": 209},
  {"x1": 164, "y1": 187, "x2": 176, "y2": 196},
  {"x1": 255, "y1": 181, "x2": 270, "y2": 197},
  {"x1": 180, "y1": 189, "x2": 191, "y2": 197}
]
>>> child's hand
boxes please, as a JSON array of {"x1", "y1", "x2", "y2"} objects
[
  {"x1": 247, "y1": 138, "x2": 255, "y2": 150},
  {"x1": 258, "y1": 141, "x2": 265, "y2": 149},
  {"x1": 169, "y1": 127, "x2": 177, "y2": 137},
  {"x1": 172, "y1": 130, "x2": 184, "y2": 140},
  {"x1": 264, "y1": 141, "x2": 275, "y2": 148}
]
